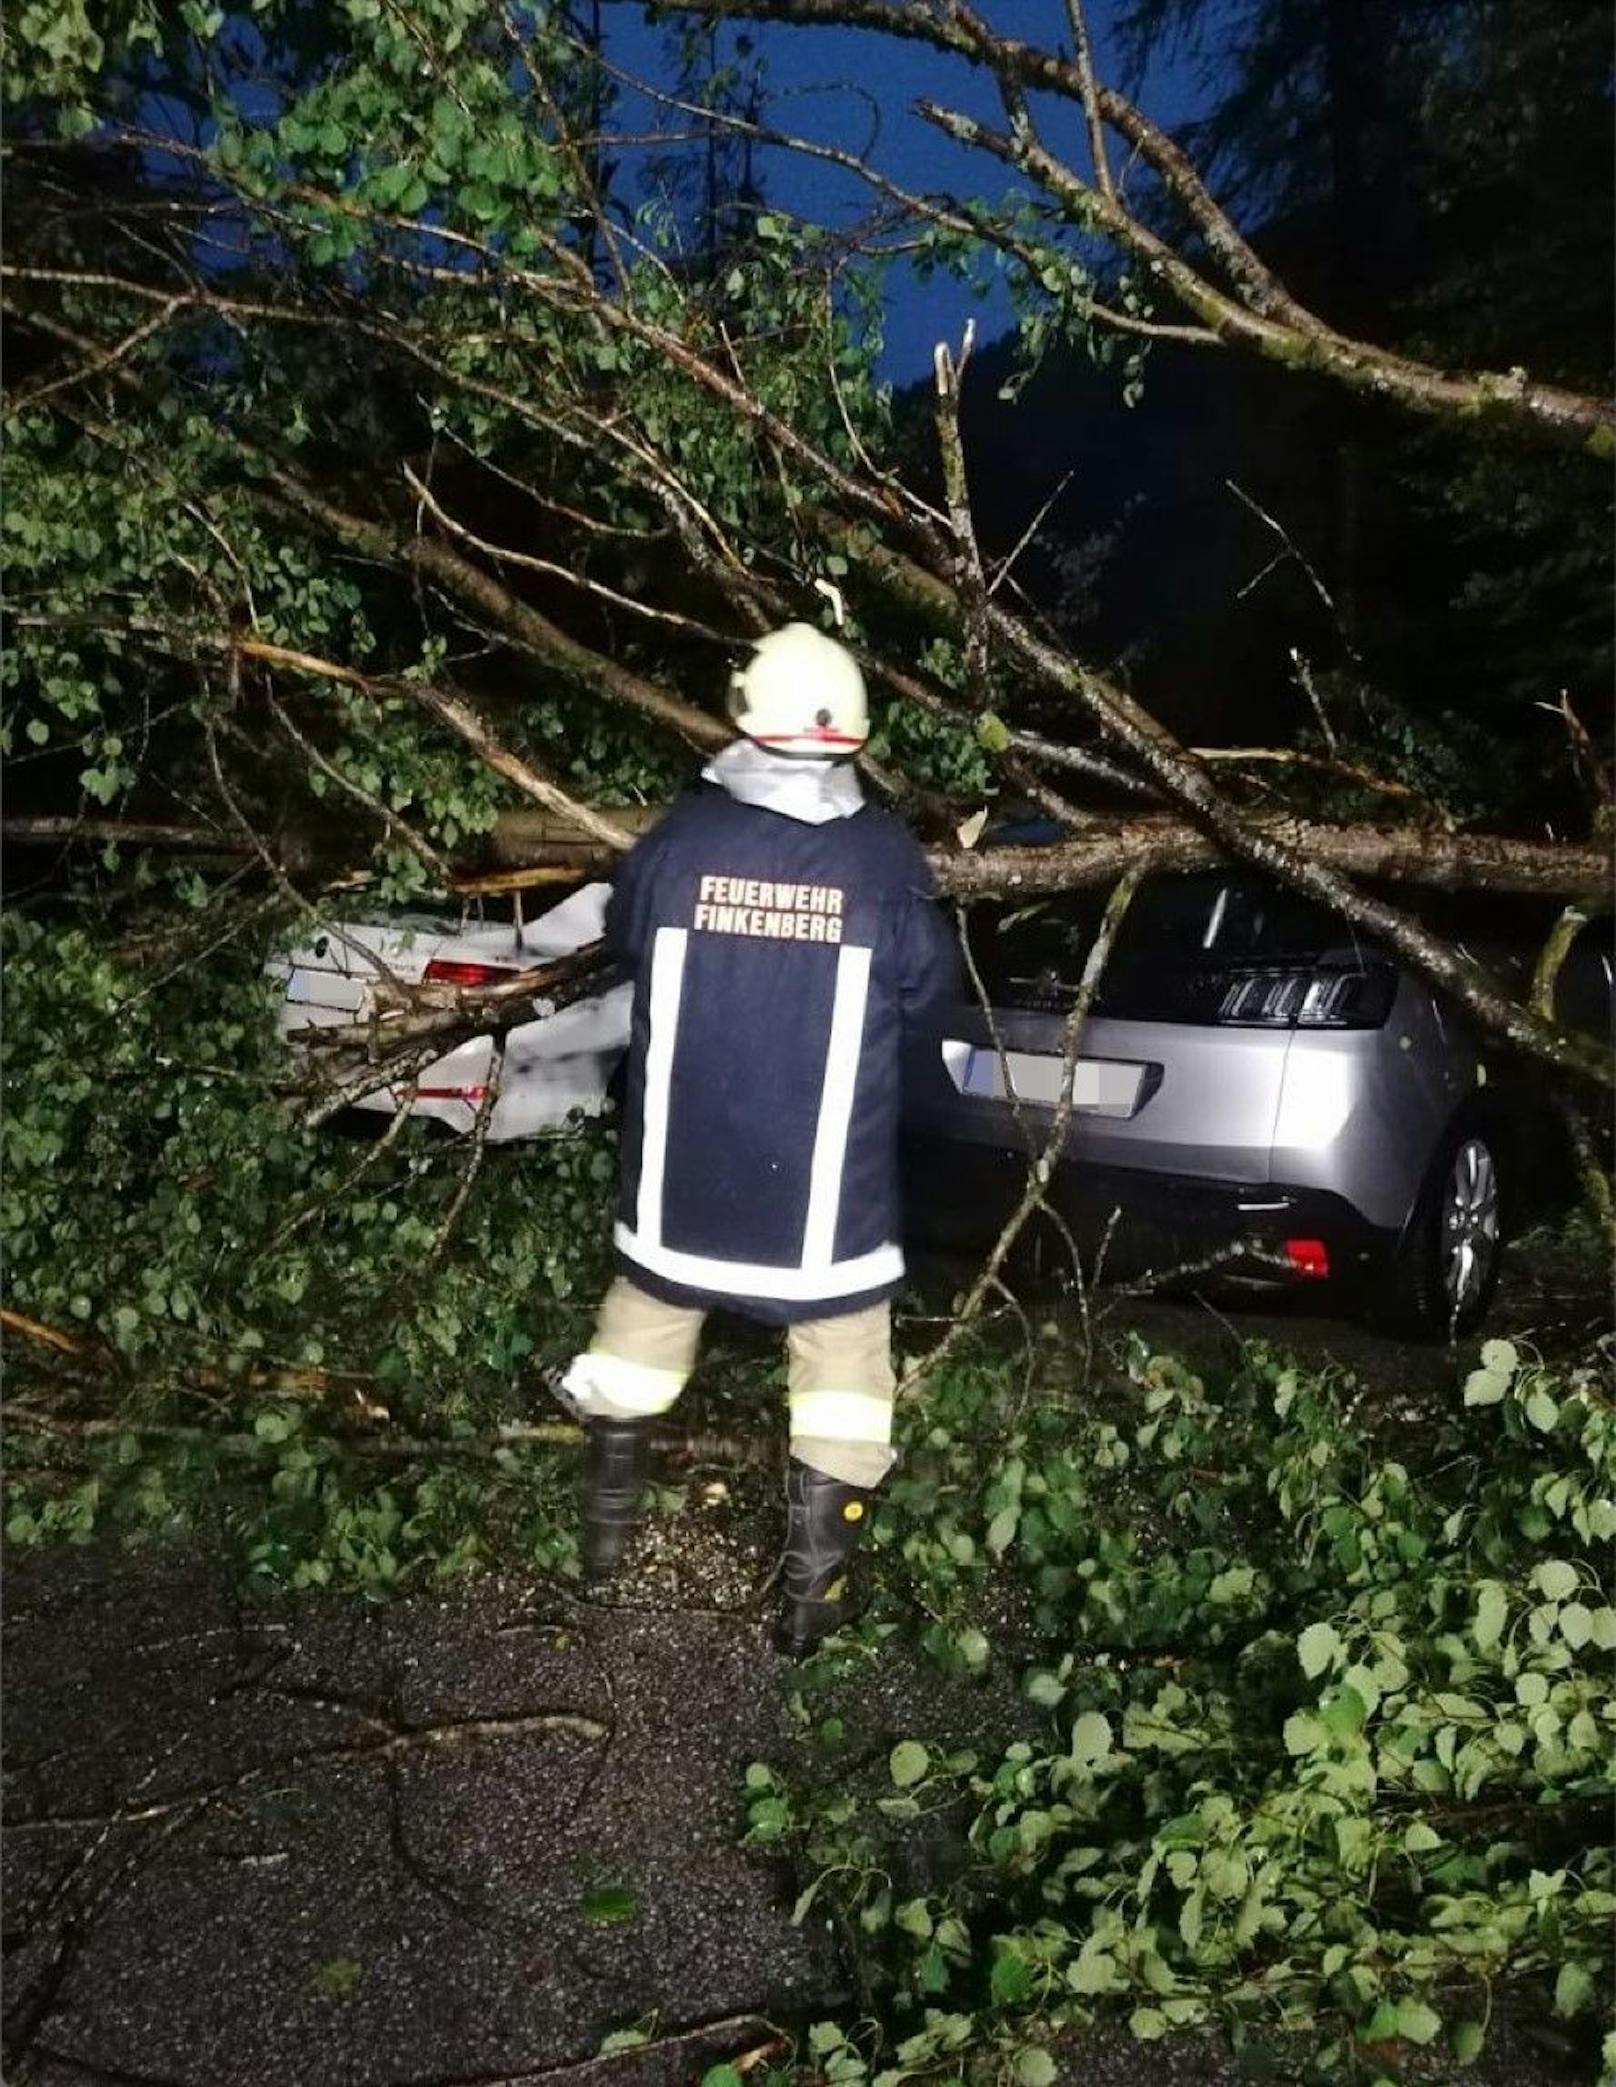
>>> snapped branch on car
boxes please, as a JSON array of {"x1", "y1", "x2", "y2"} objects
[{"x1": 267, "y1": 883, "x2": 631, "y2": 1141}]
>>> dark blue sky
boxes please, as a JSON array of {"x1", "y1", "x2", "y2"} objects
[{"x1": 598, "y1": 1, "x2": 1211, "y2": 380}]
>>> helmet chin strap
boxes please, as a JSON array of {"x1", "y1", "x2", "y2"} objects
[
  {"x1": 811, "y1": 578, "x2": 847, "y2": 628},
  {"x1": 750, "y1": 739, "x2": 848, "y2": 765}
]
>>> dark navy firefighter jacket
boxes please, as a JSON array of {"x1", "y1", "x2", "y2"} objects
[{"x1": 604, "y1": 774, "x2": 959, "y2": 1323}]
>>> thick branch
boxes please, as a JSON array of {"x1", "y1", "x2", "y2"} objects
[
  {"x1": 0, "y1": 816, "x2": 250, "y2": 854},
  {"x1": 290, "y1": 946, "x2": 619, "y2": 1127},
  {"x1": 932, "y1": 323, "x2": 991, "y2": 701},
  {"x1": 937, "y1": 818, "x2": 1613, "y2": 904}
]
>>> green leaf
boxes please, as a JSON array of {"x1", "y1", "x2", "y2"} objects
[
  {"x1": 1451, "y1": 2019, "x2": 1485, "y2": 2064},
  {"x1": 955, "y1": 1624, "x2": 990, "y2": 1669},
  {"x1": 1025, "y1": 1669, "x2": 1066, "y2": 1707},
  {"x1": 1463, "y1": 1366, "x2": 1507, "y2": 1406},
  {"x1": 1479, "y1": 1337, "x2": 1518, "y2": 1376},
  {"x1": 1394, "y1": 1997, "x2": 1441, "y2": 2046},
  {"x1": 581, "y1": 1884, "x2": 638, "y2": 1926},
  {"x1": 1067, "y1": 1947, "x2": 1116, "y2": 1994},
  {"x1": 889, "y1": 1740, "x2": 929, "y2": 1788},
  {"x1": 1472, "y1": 1579, "x2": 1509, "y2": 1651},
  {"x1": 1208, "y1": 1564, "x2": 1254, "y2": 1605},
  {"x1": 1343, "y1": 1661, "x2": 1383, "y2": 1716},
  {"x1": 700, "y1": 2069, "x2": 744, "y2": 2087},
  {"x1": 1068, "y1": 1711, "x2": 1113, "y2": 1767},
  {"x1": 1402, "y1": 1821, "x2": 1442, "y2": 1854},
  {"x1": 1014, "y1": 2051, "x2": 1057, "y2": 2087},
  {"x1": 1298, "y1": 1621, "x2": 1344, "y2": 1678},
  {"x1": 1284, "y1": 1711, "x2": 1326, "y2": 1755},
  {"x1": 1524, "y1": 1388, "x2": 1559, "y2": 1431},
  {"x1": 1534, "y1": 1559, "x2": 1578, "y2": 1601},
  {"x1": 745, "y1": 1796, "x2": 790, "y2": 1839},
  {"x1": 1322, "y1": 1682, "x2": 1368, "y2": 1737},
  {"x1": 991, "y1": 1952, "x2": 1033, "y2": 2006},
  {"x1": 976, "y1": 711, "x2": 1011, "y2": 754},
  {"x1": 1129, "y1": 2006, "x2": 1168, "y2": 2042},
  {"x1": 1554, "y1": 1962, "x2": 1595, "y2": 2017},
  {"x1": 1559, "y1": 1600, "x2": 1593, "y2": 1649},
  {"x1": 1446, "y1": 2017, "x2": 1485, "y2": 2064},
  {"x1": 986, "y1": 1505, "x2": 1019, "y2": 1556}
]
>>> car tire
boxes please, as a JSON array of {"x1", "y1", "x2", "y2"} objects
[{"x1": 1381, "y1": 1117, "x2": 1505, "y2": 1341}]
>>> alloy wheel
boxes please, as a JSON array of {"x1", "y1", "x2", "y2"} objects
[{"x1": 1440, "y1": 1137, "x2": 1500, "y2": 1312}]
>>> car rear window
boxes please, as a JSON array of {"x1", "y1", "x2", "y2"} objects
[{"x1": 965, "y1": 872, "x2": 1370, "y2": 1016}]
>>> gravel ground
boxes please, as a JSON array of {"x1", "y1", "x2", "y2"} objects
[{"x1": 4, "y1": 1272, "x2": 1604, "y2": 2087}]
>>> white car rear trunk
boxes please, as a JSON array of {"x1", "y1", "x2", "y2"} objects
[{"x1": 269, "y1": 884, "x2": 631, "y2": 1139}]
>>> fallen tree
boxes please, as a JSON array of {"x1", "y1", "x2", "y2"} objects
[{"x1": 3, "y1": 4, "x2": 1610, "y2": 1162}]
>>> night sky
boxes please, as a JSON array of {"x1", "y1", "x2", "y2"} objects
[{"x1": 598, "y1": 1, "x2": 1209, "y2": 381}]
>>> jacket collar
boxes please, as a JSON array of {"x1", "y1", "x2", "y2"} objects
[{"x1": 702, "y1": 739, "x2": 865, "y2": 826}]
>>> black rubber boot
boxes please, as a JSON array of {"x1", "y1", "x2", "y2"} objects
[
  {"x1": 776, "y1": 1458, "x2": 874, "y2": 1657},
  {"x1": 581, "y1": 1417, "x2": 652, "y2": 1581}
]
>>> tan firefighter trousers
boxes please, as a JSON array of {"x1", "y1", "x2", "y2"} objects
[{"x1": 562, "y1": 1277, "x2": 896, "y2": 1488}]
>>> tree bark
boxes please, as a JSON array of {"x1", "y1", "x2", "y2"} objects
[
  {"x1": 936, "y1": 818, "x2": 1613, "y2": 903},
  {"x1": 10, "y1": 806, "x2": 1605, "y2": 908}
]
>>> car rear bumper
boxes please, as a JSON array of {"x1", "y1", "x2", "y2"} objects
[{"x1": 900, "y1": 1135, "x2": 1395, "y2": 1289}]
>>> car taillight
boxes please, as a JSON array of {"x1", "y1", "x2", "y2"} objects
[
  {"x1": 1216, "y1": 962, "x2": 1394, "y2": 1029},
  {"x1": 423, "y1": 959, "x2": 514, "y2": 988},
  {"x1": 1285, "y1": 1237, "x2": 1330, "y2": 1279}
]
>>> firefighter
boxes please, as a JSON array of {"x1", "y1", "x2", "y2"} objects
[{"x1": 560, "y1": 621, "x2": 958, "y2": 1654}]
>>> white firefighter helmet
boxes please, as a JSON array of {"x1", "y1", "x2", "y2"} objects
[{"x1": 727, "y1": 622, "x2": 869, "y2": 757}]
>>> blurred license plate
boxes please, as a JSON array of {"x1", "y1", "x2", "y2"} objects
[{"x1": 950, "y1": 1044, "x2": 1145, "y2": 1115}]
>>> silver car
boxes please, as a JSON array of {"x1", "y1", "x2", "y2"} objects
[{"x1": 902, "y1": 863, "x2": 1601, "y2": 1336}]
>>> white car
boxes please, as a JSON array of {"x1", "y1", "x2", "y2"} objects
[{"x1": 269, "y1": 883, "x2": 631, "y2": 1139}]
